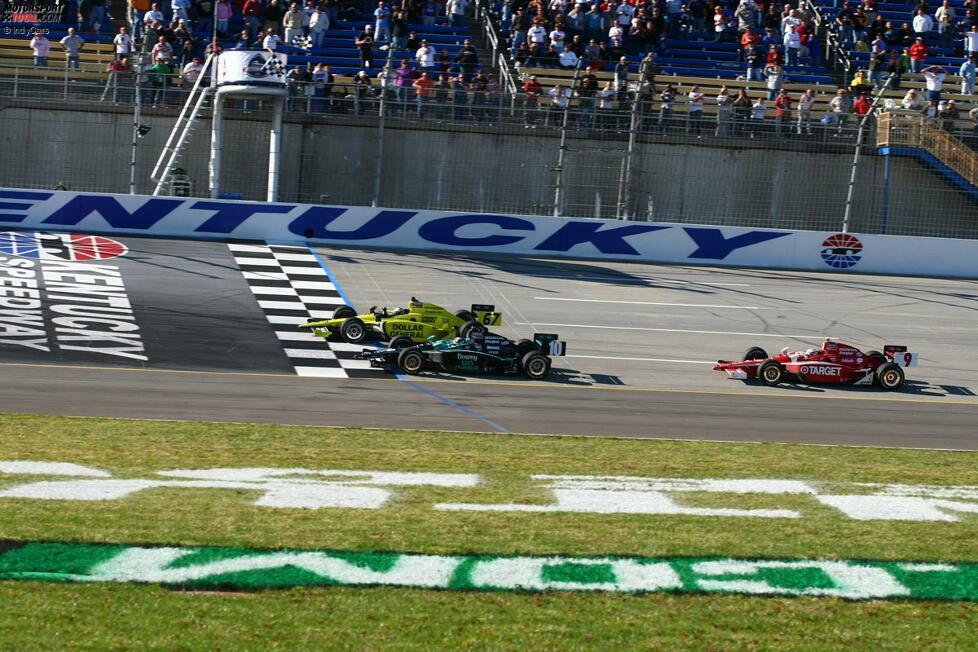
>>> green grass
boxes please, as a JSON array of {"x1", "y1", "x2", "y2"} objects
[{"x1": 1, "y1": 412, "x2": 977, "y2": 649}]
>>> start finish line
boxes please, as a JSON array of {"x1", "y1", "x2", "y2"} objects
[{"x1": 1, "y1": 541, "x2": 977, "y2": 601}]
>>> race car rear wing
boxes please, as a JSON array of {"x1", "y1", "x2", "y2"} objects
[
  {"x1": 884, "y1": 345, "x2": 918, "y2": 367},
  {"x1": 535, "y1": 333, "x2": 566, "y2": 357},
  {"x1": 470, "y1": 304, "x2": 503, "y2": 327}
]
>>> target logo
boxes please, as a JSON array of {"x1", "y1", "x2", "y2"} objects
[
  {"x1": 0, "y1": 231, "x2": 128, "y2": 262},
  {"x1": 820, "y1": 233, "x2": 863, "y2": 269}
]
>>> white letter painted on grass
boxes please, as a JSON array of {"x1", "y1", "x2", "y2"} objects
[
  {"x1": 437, "y1": 475, "x2": 802, "y2": 518},
  {"x1": 90, "y1": 549, "x2": 461, "y2": 588},
  {"x1": 0, "y1": 461, "x2": 111, "y2": 477},
  {"x1": 817, "y1": 495, "x2": 978, "y2": 522},
  {"x1": 468, "y1": 557, "x2": 682, "y2": 592},
  {"x1": 691, "y1": 560, "x2": 910, "y2": 599}
]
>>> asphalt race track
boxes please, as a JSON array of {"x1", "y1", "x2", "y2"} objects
[{"x1": 2, "y1": 232, "x2": 978, "y2": 450}]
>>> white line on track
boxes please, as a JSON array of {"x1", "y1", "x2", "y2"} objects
[
  {"x1": 519, "y1": 273, "x2": 751, "y2": 286},
  {"x1": 566, "y1": 354, "x2": 716, "y2": 364},
  {"x1": 533, "y1": 297, "x2": 769, "y2": 310},
  {"x1": 516, "y1": 322, "x2": 825, "y2": 339}
]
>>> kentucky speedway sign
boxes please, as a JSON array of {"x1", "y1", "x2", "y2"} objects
[
  {"x1": 1, "y1": 189, "x2": 976, "y2": 278},
  {"x1": 1, "y1": 541, "x2": 976, "y2": 601}
]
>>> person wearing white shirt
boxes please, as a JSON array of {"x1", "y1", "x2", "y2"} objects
[
  {"x1": 616, "y1": 2, "x2": 634, "y2": 27},
  {"x1": 143, "y1": 3, "x2": 164, "y2": 25},
  {"x1": 415, "y1": 40, "x2": 437, "y2": 70},
  {"x1": 783, "y1": 25, "x2": 801, "y2": 66},
  {"x1": 608, "y1": 23, "x2": 623, "y2": 48},
  {"x1": 687, "y1": 85, "x2": 704, "y2": 135},
  {"x1": 263, "y1": 30, "x2": 282, "y2": 50},
  {"x1": 181, "y1": 57, "x2": 204, "y2": 87},
  {"x1": 781, "y1": 12, "x2": 800, "y2": 36},
  {"x1": 527, "y1": 24, "x2": 547, "y2": 47},
  {"x1": 922, "y1": 65, "x2": 946, "y2": 102},
  {"x1": 549, "y1": 27, "x2": 566, "y2": 50},
  {"x1": 171, "y1": 0, "x2": 191, "y2": 23},
  {"x1": 965, "y1": 30, "x2": 978, "y2": 56},
  {"x1": 309, "y1": 8, "x2": 330, "y2": 50},
  {"x1": 901, "y1": 89, "x2": 922, "y2": 110},
  {"x1": 558, "y1": 45, "x2": 579, "y2": 69},
  {"x1": 797, "y1": 88, "x2": 815, "y2": 134},
  {"x1": 113, "y1": 26, "x2": 132, "y2": 56},
  {"x1": 912, "y1": 9, "x2": 933, "y2": 36},
  {"x1": 960, "y1": 56, "x2": 976, "y2": 95},
  {"x1": 597, "y1": 81, "x2": 616, "y2": 129},
  {"x1": 446, "y1": 0, "x2": 468, "y2": 27}
]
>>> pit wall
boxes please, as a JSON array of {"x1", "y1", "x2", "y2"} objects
[{"x1": 2, "y1": 188, "x2": 977, "y2": 279}]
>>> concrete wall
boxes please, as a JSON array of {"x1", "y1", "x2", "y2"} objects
[{"x1": 1, "y1": 104, "x2": 975, "y2": 239}]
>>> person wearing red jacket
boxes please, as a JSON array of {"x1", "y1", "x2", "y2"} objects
[
  {"x1": 243, "y1": 0, "x2": 264, "y2": 42},
  {"x1": 908, "y1": 37, "x2": 928, "y2": 72},
  {"x1": 523, "y1": 75, "x2": 543, "y2": 128},
  {"x1": 853, "y1": 93, "x2": 872, "y2": 115},
  {"x1": 774, "y1": 88, "x2": 792, "y2": 135}
]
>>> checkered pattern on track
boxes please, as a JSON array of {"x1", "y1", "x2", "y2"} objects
[{"x1": 228, "y1": 243, "x2": 385, "y2": 379}]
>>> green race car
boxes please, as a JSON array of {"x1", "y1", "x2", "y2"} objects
[{"x1": 298, "y1": 297, "x2": 503, "y2": 345}]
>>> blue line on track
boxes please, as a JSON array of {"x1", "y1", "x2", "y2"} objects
[{"x1": 305, "y1": 244, "x2": 511, "y2": 434}]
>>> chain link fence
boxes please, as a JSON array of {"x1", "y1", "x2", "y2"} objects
[{"x1": 1, "y1": 65, "x2": 977, "y2": 239}]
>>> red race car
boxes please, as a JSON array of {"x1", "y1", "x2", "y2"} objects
[{"x1": 713, "y1": 339, "x2": 917, "y2": 391}]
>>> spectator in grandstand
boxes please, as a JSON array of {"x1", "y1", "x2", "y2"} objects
[
  {"x1": 353, "y1": 70, "x2": 373, "y2": 115},
  {"x1": 143, "y1": 2, "x2": 164, "y2": 27},
  {"x1": 234, "y1": 29, "x2": 251, "y2": 47},
  {"x1": 373, "y1": 1, "x2": 392, "y2": 42},
  {"x1": 686, "y1": 84, "x2": 704, "y2": 136},
  {"x1": 922, "y1": 98, "x2": 939, "y2": 119},
  {"x1": 147, "y1": 57, "x2": 174, "y2": 107},
  {"x1": 774, "y1": 87, "x2": 792, "y2": 135},
  {"x1": 765, "y1": 62, "x2": 784, "y2": 100},
  {"x1": 797, "y1": 87, "x2": 814, "y2": 134},
  {"x1": 744, "y1": 45, "x2": 763, "y2": 81},
  {"x1": 171, "y1": 0, "x2": 190, "y2": 24},
  {"x1": 747, "y1": 97, "x2": 766, "y2": 137},
  {"x1": 908, "y1": 37, "x2": 927, "y2": 73},
  {"x1": 835, "y1": 2, "x2": 856, "y2": 47},
  {"x1": 416, "y1": 39, "x2": 437, "y2": 72},
  {"x1": 550, "y1": 22, "x2": 567, "y2": 51},
  {"x1": 829, "y1": 88, "x2": 851, "y2": 134},
  {"x1": 128, "y1": 0, "x2": 148, "y2": 40},
  {"x1": 559, "y1": 44, "x2": 580, "y2": 69},
  {"x1": 452, "y1": 75, "x2": 469, "y2": 122},
  {"x1": 912, "y1": 8, "x2": 934, "y2": 37},
  {"x1": 714, "y1": 86, "x2": 731, "y2": 137},
  {"x1": 867, "y1": 51, "x2": 885, "y2": 89},
  {"x1": 783, "y1": 24, "x2": 801, "y2": 66},
  {"x1": 939, "y1": 99, "x2": 959, "y2": 131},
  {"x1": 446, "y1": 0, "x2": 467, "y2": 27},
  {"x1": 849, "y1": 68, "x2": 872, "y2": 94},
  {"x1": 576, "y1": 65, "x2": 598, "y2": 129},
  {"x1": 656, "y1": 84, "x2": 675, "y2": 134},
  {"x1": 390, "y1": 10, "x2": 408, "y2": 52},
  {"x1": 214, "y1": 0, "x2": 233, "y2": 37},
  {"x1": 282, "y1": 3, "x2": 302, "y2": 45},
  {"x1": 901, "y1": 88, "x2": 923, "y2": 110},
  {"x1": 422, "y1": 0, "x2": 440, "y2": 27},
  {"x1": 412, "y1": 71, "x2": 433, "y2": 118},
  {"x1": 181, "y1": 56, "x2": 203, "y2": 88},
  {"x1": 456, "y1": 40, "x2": 479, "y2": 83},
  {"x1": 356, "y1": 26, "x2": 375, "y2": 69},
  {"x1": 547, "y1": 83, "x2": 572, "y2": 127},
  {"x1": 241, "y1": 0, "x2": 262, "y2": 41},
  {"x1": 152, "y1": 35, "x2": 174, "y2": 62},
  {"x1": 59, "y1": 28, "x2": 85, "y2": 71},
  {"x1": 394, "y1": 59, "x2": 416, "y2": 109},
  {"x1": 469, "y1": 70, "x2": 489, "y2": 124},
  {"x1": 521, "y1": 74, "x2": 541, "y2": 128},
  {"x1": 307, "y1": 7, "x2": 329, "y2": 50},
  {"x1": 265, "y1": 0, "x2": 285, "y2": 35},
  {"x1": 173, "y1": 21, "x2": 197, "y2": 65},
  {"x1": 263, "y1": 28, "x2": 282, "y2": 50},
  {"x1": 854, "y1": 91, "x2": 872, "y2": 115},
  {"x1": 966, "y1": 27, "x2": 978, "y2": 57},
  {"x1": 934, "y1": 0, "x2": 956, "y2": 48},
  {"x1": 101, "y1": 55, "x2": 130, "y2": 104},
  {"x1": 961, "y1": 56, "x2": 976, "y2": 95},
  {"x1": 112, "y1": 27, "x2": 132, "y2": 62},
  {"x1": 922, "y1": 65, "x2": 946, "y2": 102},
  {"x1": 597, "y1": 79, "x2": 616, "y2": 130},
  {"x1": 713, "y1": 5, "x2": 728, "y2": 42},
  {"x1": 614, "y1": 56, "x2": 629, "y2": 87},
  {"x1": 584, "y1": 4, "x2": 604, "y2": 43}
]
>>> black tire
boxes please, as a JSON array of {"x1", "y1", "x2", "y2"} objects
[
  {"x1": 454, "y1": 309, "x2": 474, "y2": 322},
  {"x1": 758, "y1": 360, "x2": 784, "y2": 386},
  {"x1": 388, "y1": 335, "x2": 414, "y2": 350},
  {"x1": 515, "y1": 338, "x2": 537, "y2": 357},
  {"x1": 332, "y1": 305, "x2": 356, "y2": 320},
  {"x1": 397, "y1": 347, "x2": 425, "y2": 375},
  {"x1": 521, "y1": 351, "x2": 551, "y2": 380},
  {"x1": 340, "y1": 317, "x2": 367, "y2": 344},
  {"x1": 743, "y1": 346, "x2": 768, "y2": 361},
  {"x1": 459, "y1": 320, "x2": 486, "y2": 339},
  {"x1": 876, "y1": 362, "x2": 905, "y2": 391},
  {"x1": 865, "y1": 349, "x2": 887, "y2": 364}
]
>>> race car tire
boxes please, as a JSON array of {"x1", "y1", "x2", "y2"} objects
[
  {"x1": 340, "y1": 317, "x2": 368, "y2": 344},
  {"x1": 388, "y1": 335, "x2": 414, "y2": 350},
  {"x1": 521, "y1": 351, "x2": 551, "y2": 380},
  {"x1": 758, "y1": 360, "x2": 784, "y2": 386},
  {"x1": 876, "y1": 362, "x2": 905, "y2": 391},
  {"x1": 743, "y1": 346, "x2": 769, "y2": 361},
  {"x1": 332, "y1": 305, "x2": 356, "y2": 320},
  {"x1": 459, "y1": 320, "x2": 486, "y2": 339},
  {"x1": 865, "y1": 350, "x2": 887, "y2": 364},
  {"x1": 397, "y1": 348, "x2": 425, "y2": 375},
  {"x1": 454, "y1": 310, "x2": 475, "y2": 322},
  {"x1": 515, "y1": 339, "x2": 537, "y2": 357}
]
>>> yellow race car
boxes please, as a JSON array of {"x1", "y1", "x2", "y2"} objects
[{"x1": 299, "y1": 297, "x2": 503, "y2": 345}]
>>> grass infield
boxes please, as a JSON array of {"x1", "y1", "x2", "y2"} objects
[{"x1": 1, "y1": 413, "x2": 977, "y2": 648}]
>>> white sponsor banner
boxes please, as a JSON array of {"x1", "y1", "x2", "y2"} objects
[{"x1": 1, "y1": 189, "x2": 977, "y2": 278}]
